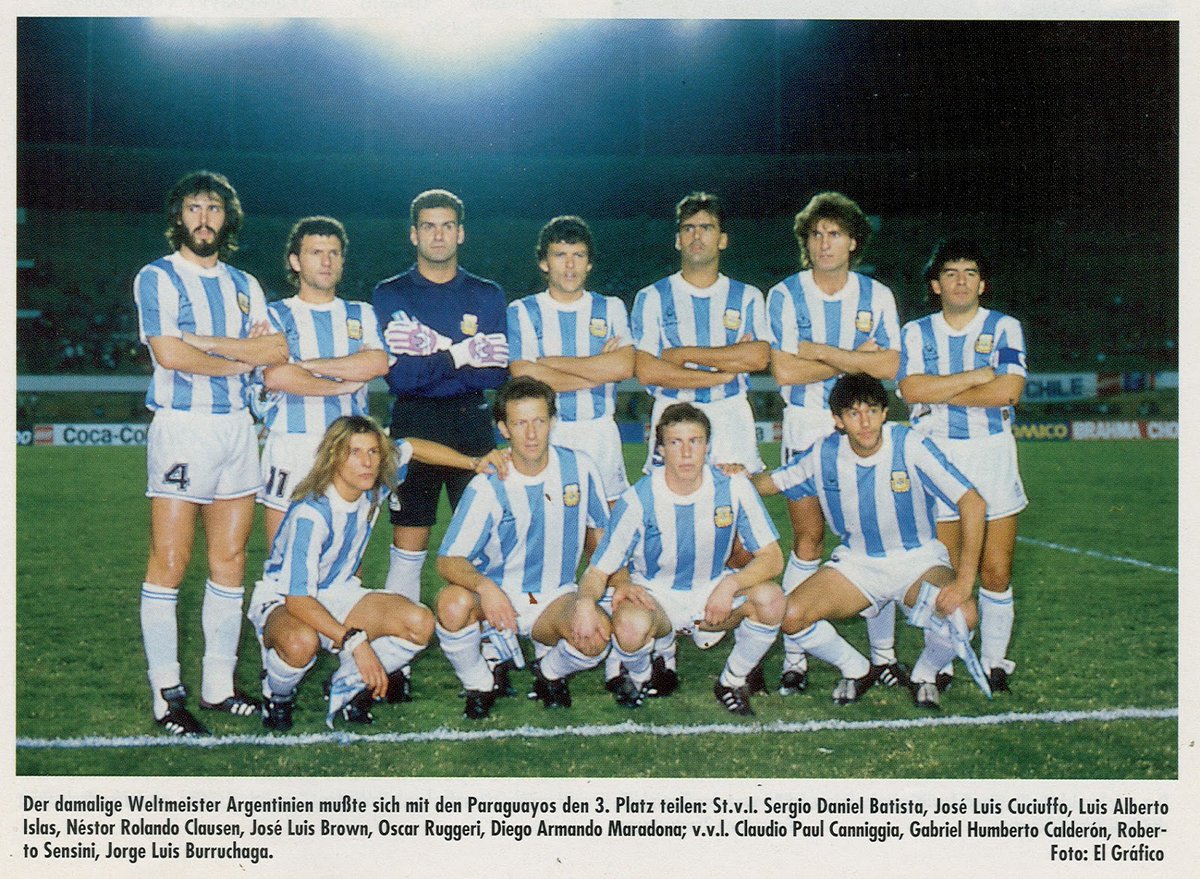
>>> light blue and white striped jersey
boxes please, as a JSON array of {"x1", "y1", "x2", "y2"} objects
[
  {"x1": 898, "y1": 307, "x2": 1027, "y2": 440},
  {"x1": 770, "y1": 423, "x2": 973, "y2": 558},
  {"x1": 261, "y1": 296, "x2": 387, "y2": 435},
  {"x1": 766, "y1": 270, "x2": 900, "y2": 409},
  {"x1": 263, "y1": 439, "x2": 412, "y2": 596},
  {"x1": 135, "y1": 252, "x2": 269, "y2": 414},
  {"x1": 631, "y1": 273, "x2": 767, "y2": 404},
  {"x1": 592, "y1": 466, "x2": 779, "y2": 590},
  {"x1": 506, "y1": 290, "x2": 632, "y2": 422},
  {"x1": 438, "y1": 445, "x2": 609, "y2": 594}
]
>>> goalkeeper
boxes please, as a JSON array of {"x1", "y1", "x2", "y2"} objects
[{"x1": 370, "y1": 189, "x2": 509, "y2": 699}]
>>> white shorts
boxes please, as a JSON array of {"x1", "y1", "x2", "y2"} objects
[
  {"x1": 258, "y1": 431, "x2": 324, "y2": 511},
  {"x1": 639, "y1": 572, "x2": 748, "y2": 649},
  {"x1": 925, "y1": 431, "x2": 1028, "y2": 522},
  {"x1": 248, "y1": 575, "x2": 372, "y2": 651},
  {"x1": 826, "y1": 542, "x2": 952, "y2": 617},
  {"x1": 644, "y1": 394, "x2": 765, "y2": 474},
  {"x1": 146, "y1": 408, "x2": 260, "y2": 503},
  {"x1": 781, "y1": 405, "x2": 836, "y2": 464},
  {"x1": 505, "y1": 582, "x2": 578, "y2": 638},
  {"x1": 551, "y1": 417, "x2": 629, "y2": 501}
]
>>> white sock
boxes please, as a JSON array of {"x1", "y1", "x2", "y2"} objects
[
  {"x1": 605, "y1": 642, "x2": 623, "y2": 679},
  {"x1": 141, "y1": 582, "x2": 180, "y2": 718},
  {"x1": 371, "y1": 635, "x2": 425, "y2": 675},
  {"x1": 782, "y1": 553, "x2": 820, "y2": 593},
  {"x1": 436, "y1": 623, "x2": 494, "y2": 692},
  {"x1": 533, "y1": 640, "x2": 552, "y2": 662},
  {"x1": 611, "y1": 637, "x2": 653, "y2": 685},
  {"x1": 653, "y1": 632, "x2": 677, "y2": 670},
  {"x1": 385, "y1": 546, "x2": 426, "y2": 603},
  {"x1": 720, "y1": 618, "x2": 780, "y2": 687},
  {"x1": 200, "y1": 580, "x2": 245, "y2": 704},
  {"x1": 263, "y1": 648, "x2": 314, "y2": 700},
  {"x1": 782, "y1": 555, "x2": 819, "y2": 673},
  {"x1": 794, "y1": 620, "x2": 870, "y2": 680},
  {"x1": 979, "y1": 586, "x2": 1015, "y2": 672},
  {"x1": 912, "y1": 627, "x2": 958, "y2": 684},
  {"x1": 540, "y1": 639, "x2": 604, "y2": 680},
  {"x1": 866, "y1": 601, "x2": 898, "y2": 665}
]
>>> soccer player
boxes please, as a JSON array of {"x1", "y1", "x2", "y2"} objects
[
  {"x1": 134, "y1": 170, "x2": 288, "y2": 735},
  {"x1": 435, "y1": 377, "x2": 611, "y2": 719},
  {"x1": 248, "y1": 416, "x2": 433, "y2": 731},
  {"x1": 631, "y1": 192, "x2": 770, "y2": 475},
  {"x1": 256, "y1": 217, "x2": 389, "y2": 550},
  {"x1": 897, "y1": 238, "x2": 1027, "y2": 692},
  {"x1": 764, "y1": 192, "x2": 902, "y2": 696},
  {"x1": 580, "y1": 403, "x2": 785, "y2": 716},
  {"x1": 507, "y1": 215, "x2": 634, "y2": 505},
  {"x1": 371, "y1": 189, "x2": 509, "y2": 692},
  {"x1": 753, "y1": 374, "x2": 986, "y2": 709}
]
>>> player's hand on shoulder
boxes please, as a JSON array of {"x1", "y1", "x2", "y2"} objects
[
  {"x1": 478, "y1": 448, "x2": 511, "y2": 478},
  {"x1": 716, "y1": 461, "x2": 747, "y2": 477}
]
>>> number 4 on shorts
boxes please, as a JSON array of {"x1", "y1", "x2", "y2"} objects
[{"x1": 164, "y1": 463, "x2": 190, "y2": 492}]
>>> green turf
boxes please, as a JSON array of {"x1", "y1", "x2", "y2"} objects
[{"x1": 15, "y1": 440, "x2": 1177, "y2": 778}]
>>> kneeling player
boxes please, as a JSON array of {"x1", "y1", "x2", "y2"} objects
[
  {"x1": 753, "y1": 374, "x2": 987, "y2": 709},
  {"x1": 248, "y1": 416, "x2": 435, "y2": 731},
  {"x1": 435, "y1": 377, "x2": 612, "y2": 719},
  {"x1": 580, "y1": 403, "x2": 784, "y2": 716}
]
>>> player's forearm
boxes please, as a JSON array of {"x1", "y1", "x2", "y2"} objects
[
  {"x1": 436, "y1": 556, "x2": 495, "y2": 594},
  {"x1": 284, "y1": 594, "x2": 352, "y2": 644},
  {"x1": 148, "y1": 336, "x2": 253, "y2": 376},
  {"x1": 183, "y1": 331, "x2": 288, "y2": 366},
  {"x1": 733, "y1": 541, "x2": 785, "y2": 586},
  {"x1": 663, "y1": 340, "x2": 769, "y2": 373},
  {"x1": 810, "y1": 344, "x2": 899, "y2": 380},
  {"x1": 407, "y1": 438, "x2": 482, "y2": 471},
  {"x1": 538, "y1": 346, "x2": 634, "y2": 383},
  {"x1": 751, "y1": 471, "x2": 782, "y2": 498},
  {"x1": 300, "y1": 349, "x2": 389, "y2": 382},
  {"x1": 578, "y1": 564, "x2": 610, "y2": 603},
  {"x1": 509, "y1": 359, "x2": 595, "y2": 392},
  {"x1": 263, "y1": 363, "x2": 354, "y2": 397},
  {"x1": 946, "y1": 374, "x2": 1025, "y2": 408},
  {"x1": 770, "y1": 349, "x2": 839, "y2": 385},
  {"x1": 899, "y1": 369, "x2": 993, "y2": 404},
  {"x1": 634, "y1": 351, "x2": 735, "y2": 389}
]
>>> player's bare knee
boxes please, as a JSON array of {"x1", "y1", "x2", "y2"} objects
[
  {"x1": 277, "y1": 628, "x2": 319, "y2": 667},
  {"x1": 782, "y1": 597, "x2": 815, "y2": 635},
  {"x1": 749, "y1": 582, "x2": 785, "y2": 626},
  {"x1": 979, "y1": 560, "x2": 1012, "y2": 591},
  {"x1": 612, "y1": 607, "x2": 652, "y2": 651},
  {"x1": 434, "y1": 585, "x2": 474, "y2": 628}
]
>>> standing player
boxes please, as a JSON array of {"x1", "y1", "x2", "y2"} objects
[
  {"x1": 248, "y1": 416, "x2": 433, "y2": 731},
  {"x1": 898, "y1": 238, "x2": 1027, "y2": 692},
  {"x1": 371, "y1": 190, "x2": 509, "y2": 693},
  {"x1": 580, "y1": 403, "x2": 785, "y2": 716},
  {"x1": 753, "y1": 375, "x2": 987, "y2": 709},
  {"x1": 257, "y1": 217, "x2": 389, "y2": 550},
  {"x1": 435, "y1": 377, "x2": 611, "y2": 719},
  {"x1": 765, "y1": 192, "x2": 902, "y2": 695},
  {"x1": 631, "y1": 192, "x2": 770, "y2": 475},
  {"x1": 134, "y1": 170, "x2": 288, "y2": 735},
  {"x1": 507, "y1": 215, "x2": 634, "y2": 505}
]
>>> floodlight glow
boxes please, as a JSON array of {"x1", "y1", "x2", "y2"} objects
[{"x1": 330, "y1": 16, "x2": 567, "y2": 73}]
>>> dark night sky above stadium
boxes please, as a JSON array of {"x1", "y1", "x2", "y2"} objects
[{"x1": 19, "y1": 18, "x2": 1175, "y2": 158}]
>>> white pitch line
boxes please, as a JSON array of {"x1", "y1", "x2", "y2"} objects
[
  {"x1": 15, "y1": 706, "x2": 1176, "y2": 750},
  {"x1": 1016, "y1": 536, "x2": 1177, "y2": 574}
]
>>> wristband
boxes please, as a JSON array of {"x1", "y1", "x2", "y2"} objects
[{"x1": 336, "y1": 627, "x2": 367, "y2": 654}]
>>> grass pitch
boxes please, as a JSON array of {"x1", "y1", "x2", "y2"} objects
[{"x1": 14, "y1": 440, "x2": 1177, "y2": 778}]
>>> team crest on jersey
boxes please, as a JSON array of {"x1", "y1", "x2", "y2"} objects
[
  {"x1": 855, "y1": 310, "x2": 873, "y2": 333},
  {"x1": 461, "y1": 313, "x2": 479, "y2": 335},
  {"x1": 589, "y1": 318, "x2": 608, "y2": 338},
  {"x1": 722, "y1": 309, "x2": 742, "y2": 331},
  {"x1": 346, "y1": 318, "x2": 363, "y2": 340},
  {"x1": 563, "y1": 483, "x2": 580, "y2": 507},
  {"x1": 890, "y1": 471, "x2": 911, "y2": 493},
  {"x1": 975, "y1": 334, "x2": 995, "y2": 355},
  {"x1": 714, "y1": 505, "x2": 734, "y2": 528},
  {"x1": 237, "y1": 291, "x2": 251, "y2": 315}
]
